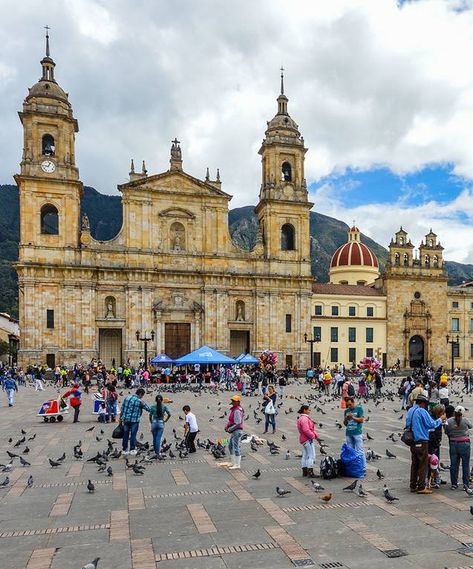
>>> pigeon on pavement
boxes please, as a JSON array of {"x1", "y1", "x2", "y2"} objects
[
  {"x1": 81, "y1": 558, "x2": 100, "y2": 569},
  {"x1": 276, "y1": 486, "x2": 291, "y2": 497}
]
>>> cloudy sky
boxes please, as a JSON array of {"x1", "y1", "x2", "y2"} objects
[{"x1": 2, "y1": 0, "x2": 473, "y2": 261}]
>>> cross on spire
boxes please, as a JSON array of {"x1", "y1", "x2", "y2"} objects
[
  {"x1": 280, "y1": 65, "x2": 284, "y2": 95},
  {"x1": 44, "y1": 25, "x2": 50, "y2": 57}
]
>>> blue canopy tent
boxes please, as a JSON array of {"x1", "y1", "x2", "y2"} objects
[
  {"x1": 174, "y1": 345, "x2": 236, "y2": 365},
  {"x1": 236, "y1": 353, "x2": 259, "y2": 364},
  {"x1": 150, "y1": 353, "x2": 174, "y2": 365}
]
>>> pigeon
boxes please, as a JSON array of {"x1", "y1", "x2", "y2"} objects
[
  {"x1": 383, "y1": 485, "x2": 399, "y2": 502},
  {"x1": 320, "y1": 493, "x2": 332, "y2": 502},
  {"x1": 470, "y1": 504, "x2": 473, "y2": 516},
  {"x1": 49, "y1": 458, "x2": 61, "y2": 468},
  {"x1": 87, "y1": 480, "x2": 95, "y2": 493},
  {"x1": 106, "y1": 466, "x2": 113, "y2": 477},
  {"x1": 85, "y1": 426, "x2": 95, "y2": 432},
  {"x1": 2, "y1": 462, "x2": 13, "y2": 472},
  {"x1": 310, "y1": 481, "x2": 324, "y2": 492},
  {"x1": 366, "y1": 432, "x2": 374, "y2": 440},
  {"x1": 6, "y1": 451, "x2": 18, "y2": 459},
  {"x1": 376, "y1": 469, "x2": 384, "y2": 480},
  {"x1": 56, "y1": 452, "x2": 66, "y2": 462},
  {"x1": 26, "y1": 475, "x2": 33, "y2": 488},
  {"x1": 23, "y1": 446, "x2": 30, "y2": 454},
  {"x1": 14, "y1": 437, "x2": 25, "y2": 447},
  {"x1": 357, "y1": 484, "x2": 368, "y2": 497},
  {"x1": 276, "y1": 486, "x2": 291, "y2": 497},
  {"x1": 27, "y1": 434, "x2": 36, "y2": 441},
  {"x1": 343, "y1": 480, "x2": 358, "y2": 492},
  {"x1": 440, "y1": 462, "x2": 450, "y2": 470},
  {"x1": 19, "y1": 456, "x2": 30, "y2": 467},
  {"x1": 252, "y1": 469, "x2": 261, "y2": 480},
  {"x1": 0, "y1": 476, "x2": 10, "y2": 487},
  {"x1": 465, "y1": 486, "x2": 473, "y2": 497},
  {"x1": 132, "y1": 464, "x2": 145, "y2": 475},
  {"x1": 285, "y1": 450, "x2": 291, "y2": 460},
  {"x1": 385, "y1": 449, "x2": 396, "y2": 459},
  {"x1": 81, "y1": 558, "x2": 100, "y2": 569}
]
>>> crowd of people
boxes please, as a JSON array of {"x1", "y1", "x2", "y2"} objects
[{"x1": 1, "y1": 358, "x2": 471, "y2": 487}]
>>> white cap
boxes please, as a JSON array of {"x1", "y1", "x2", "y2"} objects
[{"x1": 455, "y1": 405, "x2": 465, "y2": 414}]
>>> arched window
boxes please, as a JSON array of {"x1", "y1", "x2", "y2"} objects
[
  {"x1": 394, "y1": 252, "x2": 400, "y2": 266},
  {"x1": 429, "y1": 239, "x2": 434, "y2": 247},
  {"x1": 433, "y1": 255, "x2": 439, "y2": 268},
  {"x1": 403, "y1": 253, "x2": 409, "y2": 267},
  {"x1": 425, "y1": 255, "x2": 430, "y2": 267},
  {"x1": 170, "y1": 221, "x2": 185, "y2": 251},
  {"x1": 281, "y1": 224, "x2": 295, "y2": 251},
  {"x1": 40, "y1": 204, "x2": 59, "y2": 235},
  {"x1": 281, "y1": 162, "x2": 292, "y2": 182},
  {"x1": 399, "y1": 237, "x2": 404, "y2": 245},
  {"x1": 42, "y1": 134, "x2": 55, "y2": 156}
]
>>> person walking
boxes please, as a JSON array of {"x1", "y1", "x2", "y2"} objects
[
  {"x1": 263, "y1": 385, "x2": 277, "y2": 434},
  {"x1": 225, "y1": 395, "x2": 244, "y2": 470},
  {"x1": 405, "y1": 394, "x2": 445, "y2": 494},
  {"x1": 445, "y1": 405, "x2": 472, "y2": 491},
  {"x1": 296, "y1": 404, "x2": 321, "y2": 478},
  {"x1": 3, "y1": 375, "x2": 18, "y2": 407},
  {"x1": 183, "y1": 405, "x2": 198, "y2": 453},
  {"x1": 63, "y1": 383, "x2": 82, "y2": 423},
  {"x1": 344, "y1": 396, "x2": 366, "y2": 472},
  {"x1": 149, "y1": 395, "x2": 171, "y2": 455},
  {"x1": 120, "y1": 388, "x2": 151, "y2": 456},
  {"x1": 105, "y1": 384, "x2": 118, "y2": 422}
]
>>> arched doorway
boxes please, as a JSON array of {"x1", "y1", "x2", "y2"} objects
[{"x1": 409, "y1": 335, "x2": 425, "y2": 368}]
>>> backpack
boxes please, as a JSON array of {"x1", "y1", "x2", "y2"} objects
[
  {"x1": 320, "y1": 456, "x2": 339, "y2": 479},
  {"x1": 347, "y1": 383, "x2": 355, "y2": 397}
]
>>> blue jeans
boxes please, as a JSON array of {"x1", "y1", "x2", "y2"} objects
[
  {"x1": 449, "y1": 441, "x2": 471, "y2": 487},
  {"x1": 151, "y1": 420, "x2": 165, "y2": 454},
  {"x1": 122, "y1": 421, "x2": 139, "y2": 451},
  {"x1": 264, "y1": 413, "x2": 276, "y2": 433},
  {"x1": 228, "y1": 429, "x2": 242, "y2": 457},
  {"x1": 346, "y1": 434, "x2": 366, "y2": 472}
]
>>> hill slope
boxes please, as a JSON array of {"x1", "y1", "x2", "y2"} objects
[{"x1": 1, "y1": 184, "x2": 471, "y2": 317}]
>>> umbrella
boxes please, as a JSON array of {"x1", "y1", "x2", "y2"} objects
[
  {"x1": 236, "y1": 353, "x2": 259, "y2": 364},
  {"x1": 174, "y1": 345, "x2": 236, "y2": 365},
  {"x1": 150, "y1": 354, "x2": 174, "y2": 365}
]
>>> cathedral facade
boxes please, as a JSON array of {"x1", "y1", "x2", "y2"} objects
[{"x1": 15, "y1": 38, "x2": 313, "y2": 368}]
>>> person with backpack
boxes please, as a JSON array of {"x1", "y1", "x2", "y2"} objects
[
  {"x1": 296, "y1": 405, "x2": 321, "y2": 478},
  {"x1": 343, "y1": 396, "x2": 366, "y2": 471}
]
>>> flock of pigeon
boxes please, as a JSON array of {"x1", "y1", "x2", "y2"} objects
[{"x1": 2, "y1": 377, "x2": 473, "y2": 568}]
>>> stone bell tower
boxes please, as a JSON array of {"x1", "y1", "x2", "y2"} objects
[
  {"x1": 379, "y1": 227, "x2": 448, "y2": 368},
  {"x1": 254, "y1": 69, "x2": 312, "y2": 275},
  {"x1": 15, "y1": 28, "x2": 82, "y2": 257}
]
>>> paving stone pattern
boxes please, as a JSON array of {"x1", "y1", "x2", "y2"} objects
[{"x1": 2, "y1": 379, "x2": 473, "y2": 568}]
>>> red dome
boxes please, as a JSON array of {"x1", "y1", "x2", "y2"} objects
[{"x1": 331, "y1": 241, "x2": 379, "y2": 268}]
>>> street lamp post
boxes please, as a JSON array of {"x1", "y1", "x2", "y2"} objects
[
  {"x1": 446, "y1": 334, "x2": 460, "y2": 375},
  {"x1": 304, "y1": 332, "x2": 321, "y2": 369},
  {"x1": 136, "y1": 330, "x2": 155, "y2": 371}
]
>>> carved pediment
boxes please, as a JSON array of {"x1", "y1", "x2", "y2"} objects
[
  {"x1": 159, "y1": 207, "x2": 195, "y2": 219},
  {"x1": 118, "y1": 170, "x2": 232, "y2": 200}
]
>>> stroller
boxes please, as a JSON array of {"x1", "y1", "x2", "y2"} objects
[{"x1": 37, "y1": 396, "x2": 69, "y2": 423}]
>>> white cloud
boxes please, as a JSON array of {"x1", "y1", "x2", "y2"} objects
[
  {"x1": 1, "y1": 0, "x2": 473, "y2": 257},
  {"x1": 311, "y1": 182, "x2": 473, "y2": 264}
]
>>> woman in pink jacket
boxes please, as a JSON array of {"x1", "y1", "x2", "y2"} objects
[{"x1": 297, "y1": 405, "x2": 321, "y2": 478}]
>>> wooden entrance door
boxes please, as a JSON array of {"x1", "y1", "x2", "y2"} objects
[
  {"x1": 229, "y1": 330, "x2": 250, "y2": 357},
  {"x1": 99, "y1": 329, "x2": 122, "y2": 367},
  {"x1": 165, "y1": 323, "x2": 191, "y2": 359}
]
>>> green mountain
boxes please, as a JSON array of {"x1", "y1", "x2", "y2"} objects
[{"x1": 1, "y1": 184, "x2": 472, "y2": 318}]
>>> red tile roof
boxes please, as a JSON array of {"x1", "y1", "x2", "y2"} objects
[{"x1": 312, "y1": 283, "x2": 385, "y2": 296}]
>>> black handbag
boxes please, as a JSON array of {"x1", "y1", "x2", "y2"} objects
[
  {"x1": 401, "y1": 428, "x2": 414, "y2": 446},
  {"x1": 112, "y1": 422, "x2": 124, "y2": 439},
  {"x1": 401, "y1": 408, "x2": 418, "y2": 446}
]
